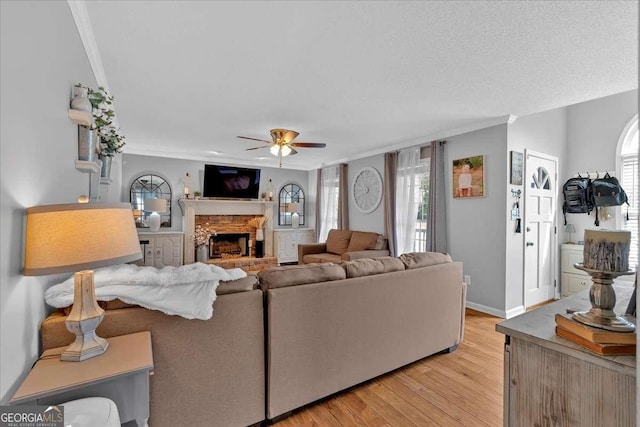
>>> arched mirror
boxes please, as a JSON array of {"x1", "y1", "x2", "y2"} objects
[
  {"x1": 278, "y1": 183, "x2": 305, "y2": 226},
  {"x1": 130, "y1": 174, "x2": 172, "y2": 228}
]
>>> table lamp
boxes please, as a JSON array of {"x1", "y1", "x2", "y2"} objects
[
  {"x1": 565, "y1": 223, "x2": 576, "y2": 244},
  {"x1": 24, "y1": 203, "x2": 142, "y2": 361},
  {"x1": 287, "y1": 202, "x2": 301, "y2": 229},
  {"x1": 144, "y1": 198, "x2": 167, "y2": 232}
]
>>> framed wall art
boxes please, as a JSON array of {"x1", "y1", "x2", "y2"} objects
[
  {"x1": 452, "y1": 155, "x2": 485, "y2": 198},
  {"x1": 510, "y1": 151, "x2": 523, "y2": 185}
]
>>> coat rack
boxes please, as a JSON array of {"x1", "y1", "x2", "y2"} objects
[{"x1": 573, "y1": 171, "x2": 616, "y2": 179}]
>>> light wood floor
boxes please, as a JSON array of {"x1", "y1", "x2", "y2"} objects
[{"x1": 272, "y1": 309, "x2": 504, "y2": 427}]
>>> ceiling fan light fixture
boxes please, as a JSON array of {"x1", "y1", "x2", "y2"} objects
[
  {"x1": 281, "y1": 145, "x2": 292, "y2": 157},
  {"x1": 270, "y1": 145, "x2": 280, "y2": 156}
]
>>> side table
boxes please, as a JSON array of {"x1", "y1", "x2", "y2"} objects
[
  {"x1": 496, "y1": 286, "x2": 635, "y2": 426},
  {"x1": 11, "y1": 331, "x2": 154, "y2": 427}
]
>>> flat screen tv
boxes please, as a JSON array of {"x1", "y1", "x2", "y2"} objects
[{"x1": 203, "y1": 164, "x2": 261, "y2": 199}]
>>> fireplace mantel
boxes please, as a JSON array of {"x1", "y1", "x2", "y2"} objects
[{"x1": 180, "y1": 199, "x2": 276, "y2": 264}]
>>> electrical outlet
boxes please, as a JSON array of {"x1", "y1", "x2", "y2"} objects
[{"x1": 464, "y1": 275, "x2": 471, "y2": 286}]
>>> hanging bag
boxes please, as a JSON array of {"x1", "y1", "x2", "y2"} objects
[
  {"x1": 562, "y1": 176, "x2": 594, "y2": 225},
  {"x1": 591, "y1": 172, "x2": 629, "y2": 226},
  {"x1": 592, "y1": 172, "x2": 628, "y2": 206}
]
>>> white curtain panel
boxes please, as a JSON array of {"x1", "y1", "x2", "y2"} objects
[
  {"x1": 318, "y1": 165, "x2": 340, "y2": 242},
  {"x1": 395, "y1": 147, "x2": 421, "y2": 255}
]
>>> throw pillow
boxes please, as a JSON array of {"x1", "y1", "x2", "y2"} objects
[
  {"x1": 326, "y1": 229, "x2": 353, "y2": 255},
  {"x1": 258, "y1": 263, "x2": 346, "y2": 290},
  {"x1": 342, "y1": 257, "x2": 405, "y2": 278},
  {"x1": 346, "y1": 231, "x2": 380, "y2": 252},
  {"x1": 399, "y1": 252, "x2": 453, "y2": 269}
]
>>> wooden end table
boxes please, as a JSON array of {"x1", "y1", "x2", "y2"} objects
[{"x1": 11, "y1": 331, "x2": 154, "y2": 427}]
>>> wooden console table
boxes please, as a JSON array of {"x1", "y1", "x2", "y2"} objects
[
  {"x1": 207, "y1": 256, "x2": 277, "y2": 272},
  {"x1": 496, "y1": 285, "x2": 636, "y2": 426}
]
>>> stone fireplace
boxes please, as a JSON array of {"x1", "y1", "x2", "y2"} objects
[
  {"x1": 209, "y1": 233, "x2": 250, "y2": 259},
  {"x1": 180, "y1": 199, "x2": 275, "y2": 264}
]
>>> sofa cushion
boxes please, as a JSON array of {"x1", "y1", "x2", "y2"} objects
[
  {"x1": 342, "y1": 257, "x2": 405, "y2": 278},
  {"x1": 325, "y1": 229, "x2": 353, "y2": 255},
  {"x1": 217, "y1": 274, "x2": 259, "y2": 295},
  {"x1": 399, "y1": 252, "x2": 453, "y2": 269},
  {"x1": 302, "y1": 253, "x2": 343, "y2": 264},
  {"x1": 258, "y1": 263, "x2": 346, "y2": 290},
  {"x1": 346, "y1": 231, "x2": 381, "y2": 252}
]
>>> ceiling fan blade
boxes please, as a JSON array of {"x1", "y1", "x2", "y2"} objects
[
  {"x1": 237, "y1": 136, "x2": 273, "y2": 144},
  {"x1": 283, "y1": 130, "x2": 300, "y2": 143},
  {"x1": 245, "y1": 146, "x2": 271, "y2": 151},
  {"x1": 289, "y1": 147, "x2": 298, "y2": 155},
  {"x1": 289, "y1": 142, "x2": 326, "y2": 148}
]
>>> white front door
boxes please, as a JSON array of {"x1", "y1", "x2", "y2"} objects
[{"x1": 524, "y1": 150, "x2": 558, "y2": 308}]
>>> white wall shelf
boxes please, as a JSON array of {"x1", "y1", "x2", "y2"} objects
[
  {"x1": 74, "y1": 160, "x2": 100, "y2": 174},
  {"x1": 67, "y1": 109, "x2": 94, "y2": 127}
]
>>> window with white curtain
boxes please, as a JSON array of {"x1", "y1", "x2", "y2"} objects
[
  {"x1": 618, "y1": 116, "x2": 638, "y2": 270},
  {"x1": 395, "y1": 146, "x2": 429, "y2": 254},
  {"x1": 318, "y1": 165, "x2": 340, "y2": 242}
]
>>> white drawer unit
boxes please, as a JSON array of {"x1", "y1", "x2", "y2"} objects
[
  {"x1": 136, "y1": 231, "x2": 184, "y2": 268},
  {"x1": 560, "y1": 243, "x2": 590, "y2": 296},
  {"x1": 273, "y1": 228, "x2": 315, "y2": 264}
]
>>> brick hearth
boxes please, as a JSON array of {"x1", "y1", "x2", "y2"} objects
[{"x1": 196, "y1": 214, "x2": 260, "y2": 257}]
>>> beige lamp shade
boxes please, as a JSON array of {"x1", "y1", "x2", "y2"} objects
[
  {"x1": 287, "y1": 202, "x2": 301, "y2": 213},
  {"x1": 144, "y1": 198, "x2": 167, "y2": 213},
  {"x1": 24, "y1": 203, "x2": 142, "y2": 276}
]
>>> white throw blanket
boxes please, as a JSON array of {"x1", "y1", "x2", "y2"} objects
[{"x1": 44, "y1": 263, "x2": 247, "y2": 320}]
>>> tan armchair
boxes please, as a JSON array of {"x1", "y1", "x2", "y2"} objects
[{"x1": 298, "y1": 229, "x2": 389, "y2": 264}]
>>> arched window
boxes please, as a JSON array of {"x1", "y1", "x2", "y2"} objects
[
  {"x1": 617, "y1": 115, "x2": 638, "y2": 270},
  {"x1": 130, "y1": 174, "x2": 172, "y2": 228},
  {"x1": 278, "y1": 183, "x2": 305, "y2": 226}
]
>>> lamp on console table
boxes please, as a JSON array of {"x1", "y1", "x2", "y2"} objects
[
  {"x1": 24, "y1": 203, "x2": 142, "y2": 361},
  {"x1": 287, "y1": 202, "x2": 301, "y2": 229},
  {"x1": 144, "y1": 198, "x2": 167, "y2": 232}
]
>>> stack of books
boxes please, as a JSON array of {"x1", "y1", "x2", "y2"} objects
[{"x1": 555, "y1": 313, "x2": 636, "y2": 355}]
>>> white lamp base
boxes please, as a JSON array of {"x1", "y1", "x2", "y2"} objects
[
  {"x1": 62, "y1": 270, "x2": 109, "y2": 361},
  {"x1": 148, "y1": 211, "x2": 161, "y2": 232},
  {"x1": 291, "y1": 212, "x2": 299, "y2": 229}
]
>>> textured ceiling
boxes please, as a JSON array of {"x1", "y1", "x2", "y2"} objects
[{"x1": 84, "y1": 1, "x2": 638, "y2": 170}]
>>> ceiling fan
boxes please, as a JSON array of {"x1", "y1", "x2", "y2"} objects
[{"x1": 237, "y1": 129, "x2": 326, "y2": 167}]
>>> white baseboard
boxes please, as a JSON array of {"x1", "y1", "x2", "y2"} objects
[
  {"x1": 466, "y1": 302, "x2": 526, "y2": 319},
  {"x1": 505, "y1": 305, "x2": 525, "y2": 319},
  {"x1": 465, "y1": 302, "x2": 507, "y2": 318}
]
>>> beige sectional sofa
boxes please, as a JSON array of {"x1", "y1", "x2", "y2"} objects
[
  {"x1": 39, "y1": 279, "x2": 265, "y2": 427},
  {"x1": 39, "y1": 252, "x2": 465, "y2": 426},
  {"x1": 259, "y1": 253, "x2": 466, "y2": 419},
  {"x1": 299, "y1": 228, "x2": 390, "y2": 263}
]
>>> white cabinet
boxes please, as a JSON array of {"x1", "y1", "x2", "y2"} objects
[
  {"x1": 136, "y1": 232, "x2": 184, "y2": 268},
  {"x1": 560, "y1": 243, "x2": 590, "y2": 296},
  {"x1": 273, "y1": 228, "x2": 315, "y2": 264}
]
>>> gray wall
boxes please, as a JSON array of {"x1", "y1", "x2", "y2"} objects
[
  {"x1": 0, "y1": 1, "x2": 97, "y2": 403},
  {"x1": 445, "y1": 125, "x2": 509, "y2": 314},
  {"x1": 565, "y1": 90, "x2": 638, "y2": 241},
  {"x1": 506, "y1": 108, "x2": 568, "y2": 314},
  {"x1": 121, "y1": 154, "x2": 312, "y2": 230}
]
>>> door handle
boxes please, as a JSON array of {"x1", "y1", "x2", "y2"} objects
[
  {"x1": 526, "y1": 227, "x2": 531, "y2": 232},
  {"x1": 526, "y1": 242, "x2": 534, "y2": 247}
]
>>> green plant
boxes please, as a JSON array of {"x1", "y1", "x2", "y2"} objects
[{"x1": 76, "y1": 84, "x2": 125, "y2": 156}]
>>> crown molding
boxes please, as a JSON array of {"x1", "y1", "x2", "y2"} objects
[
  {"x1": 67, "y1": 1, "x2": 109, "y2": 91},
  {"x1": 127, "y1": 114, "x2": 519, "y2": 171},
  {"x1": 314, "y1": 114, "x2": 519, "y2": 169},
  {"x1": 67, "y1": 0, "x2": 120, "y2": 127},
  {"x1": 124, "y1": 147, "x2": 313, "y2": 171}
]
